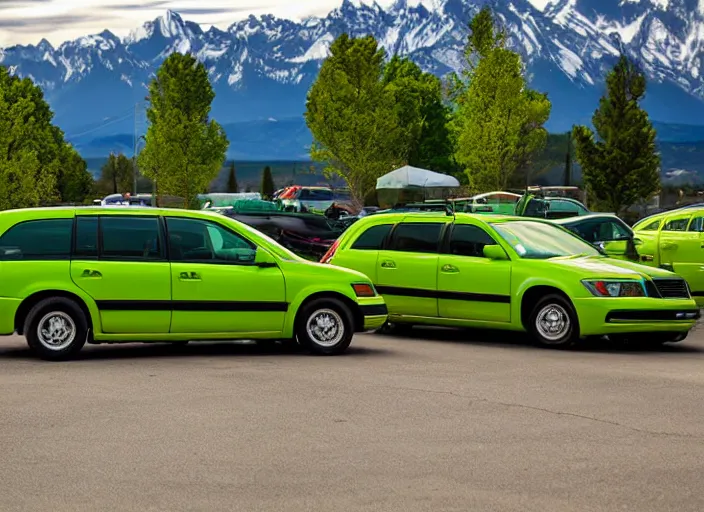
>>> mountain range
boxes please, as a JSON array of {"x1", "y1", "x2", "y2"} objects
[{"x1": 2, "y1": 0, "x2": 704, "y2": 168}]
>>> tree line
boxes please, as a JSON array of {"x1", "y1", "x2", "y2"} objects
[
  {"x1": 0, "y1": 6, "x2": 660, "y2": 214},
  {"x1": 305, "y1": 7, "x2": 661, "y2": 214}
]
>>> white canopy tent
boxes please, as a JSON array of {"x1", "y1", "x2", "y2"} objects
[{"x1": 376, "y1": 165, "x2": 460, "y2": 190}]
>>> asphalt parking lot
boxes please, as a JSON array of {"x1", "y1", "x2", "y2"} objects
[{"x1": 2, "y1": 326, "x2": 704, "y2": 512}]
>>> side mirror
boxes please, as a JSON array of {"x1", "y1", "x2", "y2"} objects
[
  {"x1": 483, "y1": 244, "x2": 509, "y2": 260},
  {"x1": 254, "y1": 248, "x2": 278, "y2": 268}
]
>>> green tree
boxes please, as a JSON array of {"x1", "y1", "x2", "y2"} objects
[
  {"x1": 98, "y1": 152, "x2": 133, "y2": 194},
  {"x1": 0, "y1": 67, "x2": 89, "y2": 209},
  {"x1": 450, "y1": 7, "x2": 550, "y2": 192},
  {"x1": 260, "y1": 165, "x2": 274, "y2": 198},
  {"x1": 573, "y1": 55, "x2": 660, "y2": 214},
  {"x1": 138, "y1": 53, "x2": 229, "y2": 208},
  {"x1": 305, "y1": 34, "x2": 409, "y2": 206},
  {"x1": 382, "y1": 56, "x2": 456, "y2": 173},
  {"x1": 57, "y1": 146, "x2": 93, "y2": 203},
  {"x1": 226, "y1": 161, "x2": 238, "y2": 193}
]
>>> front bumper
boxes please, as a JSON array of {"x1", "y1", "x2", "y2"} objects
[
  {"x1": 573, "y1": 297, "x2": 700, "y2": 336},
  {"x1": 357, "y1": 297, "x2": 388, "y2": 332}
]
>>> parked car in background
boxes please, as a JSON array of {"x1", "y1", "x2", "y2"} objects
[
  {"x1": 633, "y1": 204, "x2": 704, "y2": 305},
  {"x1": 278, "y1": 186, "x2": 336, "y2": 213},
  {"x1": 322, "y1": 212, "x2": 699, "y2": 348},
  {"x1": 515, "y1": 194, "x2": 590, "y2": 219},
  {"x1": 552, "y1": 214, "x2": 641, "y2": 262},
  {"x1": 0, "y1": 207, "x2": 387, "y2": 360}
]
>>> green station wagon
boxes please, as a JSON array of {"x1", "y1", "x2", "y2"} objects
[
  {"x1": 633, "y1": 205, "x2": 704, "y2": 305},
  {"x1": 322, "y1": 212, "x2": 699, "y2": 347},
  {"x1": 0, "y1": 207, "x2": 388, "y2": 360}
]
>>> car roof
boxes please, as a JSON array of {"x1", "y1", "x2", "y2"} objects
[
  {"x1": 552, "y1": 213, "x2": 620, "y2": 224},
  {"x1": 0, "y1": 206, "x2": 227, "y2": 222}
]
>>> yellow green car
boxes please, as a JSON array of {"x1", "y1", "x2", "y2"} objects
[
  {"x1": 632, "y1": 205, "x2": 704, "y2": 304},
  {"x1": 322, "y1": 212, "x2": 699, "y2": 347},
  {"x1": 0, "y1": 207, "x2": 387, "y2": 360}
]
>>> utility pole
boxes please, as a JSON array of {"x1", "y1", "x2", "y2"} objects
[{"x1": 133, "y1": 102, "x2": 138, "y2": 195}]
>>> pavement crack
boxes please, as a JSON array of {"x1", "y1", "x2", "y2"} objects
[{"x1": 387, "y1": 385, "x2": 702, "y2": 440}]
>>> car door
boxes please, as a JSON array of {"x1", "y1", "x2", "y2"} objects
[
  {"x1": 331, "y1": 223, "x2": 394, "y2": 282},
  {"x1": 166, "y1": 216, "x2": 286, "y2": 334},
  {"x1": 659, "y1": 214, "x2": 693, "y2": 271},
  {"x1": 375, "y1": 220, "x2": 447, "y2": 318},
  {"x1": 633, "y1": 218, "x2": 662, "y2": 265},
  {"x1": 667, "y1": 215, "x2": 704, "y2": 297},
  {"x1": 437, "y1": 222, "x2": 511, "y2": 323},
  {"x1": 70, "y1": 214, "x2": 172, "y2": 334}
]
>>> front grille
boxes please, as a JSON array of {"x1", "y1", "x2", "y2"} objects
[{"x1": 652, "y1": 278, "x2": 690, "y2": 299}]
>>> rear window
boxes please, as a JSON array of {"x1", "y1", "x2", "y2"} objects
[
  {"x1": 298, "y1": 188, "x2": 333, "y2": 201},
  {"x1": 0, "y1": 219, "x2": 73, "y2": 260},
  {"x1": 351, "y1": 224, "x2": 392, "y2": 250},
  {"x1": 390, "y1": 223, "x2": 443, "y2": 254}
]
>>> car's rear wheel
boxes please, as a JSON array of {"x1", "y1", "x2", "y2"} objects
[
  {"x1": 296, "y1": 298, "x2": 353, "y2": 355},
  {"x1": 528, "y1": 294, "x2": 579, "y2": 348},
  {"x1": 24, "y1": 297, "x2": 89, "y2": 361}
]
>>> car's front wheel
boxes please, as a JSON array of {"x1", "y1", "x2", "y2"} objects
[
  {"x1": 528, "y1": 294, "x2": 580, "y2": 348},
  {"x1": 24, "y1": 297, "x2": 89, "y2": 361},
  {"x1": 296, "y1": 298, "x2": 353, "y2": 355}
]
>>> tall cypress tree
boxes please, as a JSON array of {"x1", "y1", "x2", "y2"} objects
[
  {"x1": 573, "y1": 55, "x2": 660, "y2": 214},
  {"x1": 260, "y1": 165, "x2": 275, "y2": 199},
  {"x1": 226, "y1": 161, "x2": 238, "y2": 193}
]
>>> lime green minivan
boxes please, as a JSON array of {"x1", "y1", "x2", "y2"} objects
[
  {"x1": 323, "y1": 212, "x2": 699, "y2": 347},
  {"x1": 633, "y1": 205, "x2": 704, "y2": 305},
  {"x1": 0, "y1": 207, "x2": 387, "y2": 360}
]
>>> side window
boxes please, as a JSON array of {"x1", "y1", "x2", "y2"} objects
[
  {"x1": 688, "y1": 217, "x2": 704, "y2": 232},
  {"x1": 0, "y1": 219, "x2": 73, "y2": 260},
  {"x1": 74, "y1": 216, "x2": 98, "y2": 258},
  {"x1": 565, "y1": 222, "x2": 595, "y2": 243},
  {"x1": 640, "y1": 219, "x2": 661, "y2": 231},
  {"x1": 663, "y1": 217, "x2": 691, "y2": 232},
  {"x1": 351, "y1": 224, "x2": 393, "y2": 250},
  {"x1": 167, "y1": 217, "x2": 256, "y2": 264},
  {"x1": 101, "y1": 216, "x2": 162, "y2": 260},
  {"x1": 390, "y1": 223, "x2": 443, "y2": 254},
  {"x1": 448, "y1": 224, "x2": 497, "y2": 258},
  {"x1": 597, "y1": 221, "x2": 630, "y2": 241}
]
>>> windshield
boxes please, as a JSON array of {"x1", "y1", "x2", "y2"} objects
[{"x1": 491, "y1": 220, "x2": 600, "y2": 259}]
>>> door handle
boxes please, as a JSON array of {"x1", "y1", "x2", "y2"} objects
[
  {"x1": 441, "y1": 264, "x2": 459, "y2": 273},
  {"x1": 179, "y1": 271, "x2": 201, "y2": 281},
  {"x1": 662, "y1": 242, "x2": 677, "y2": 250},
  {"x1": 81, "y1": 269, "x2": 102, "y2": 278},
  {"x1": 380, "y1": 260, "x2": 396, "y2": 269}
]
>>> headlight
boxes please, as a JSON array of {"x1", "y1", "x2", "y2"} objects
[{"x1": 582, "y1": 280, "x2": 645, "y2": 297}]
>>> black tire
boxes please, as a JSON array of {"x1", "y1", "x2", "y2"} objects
[
  {"x1": 528, "y1": 294, "x2": 580, "y2": 349},
  {"x1": 295, "y1": 298, "x2": 354, "y2": 355},
  {"x1": 24, "y1": 297, "x2": 89, "y2": 361}
]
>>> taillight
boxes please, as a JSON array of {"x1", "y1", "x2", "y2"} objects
[{"x1": 320, "y1": 239, "x2": 341, "y2": 264}]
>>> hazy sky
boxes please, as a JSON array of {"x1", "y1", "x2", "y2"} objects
[{"x1": 0, "y1": 0, "x2": 402, "y2": 47}]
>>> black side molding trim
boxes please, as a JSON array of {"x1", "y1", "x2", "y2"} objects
[
  {"x1": 96, "y1": 300, "x2": 289, "y2": 312},
  {"x1": 375, "y1": 285, "x2": 511, "y2": 304}
]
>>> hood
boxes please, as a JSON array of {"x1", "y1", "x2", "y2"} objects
[
  {"x1": 548, "y1": 255, "x2": 676, "y2": 280},
  {"x1": 289, "y1": 258, "x2": 372, "y2": 282}
]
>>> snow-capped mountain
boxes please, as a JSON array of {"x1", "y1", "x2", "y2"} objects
[{"x1": 2, "y1": 0, "x2": 704, "y2": 159}]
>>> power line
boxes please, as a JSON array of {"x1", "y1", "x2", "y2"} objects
[{"x1": 67, "y1": 111, "x2": 135, "y2": 139}]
